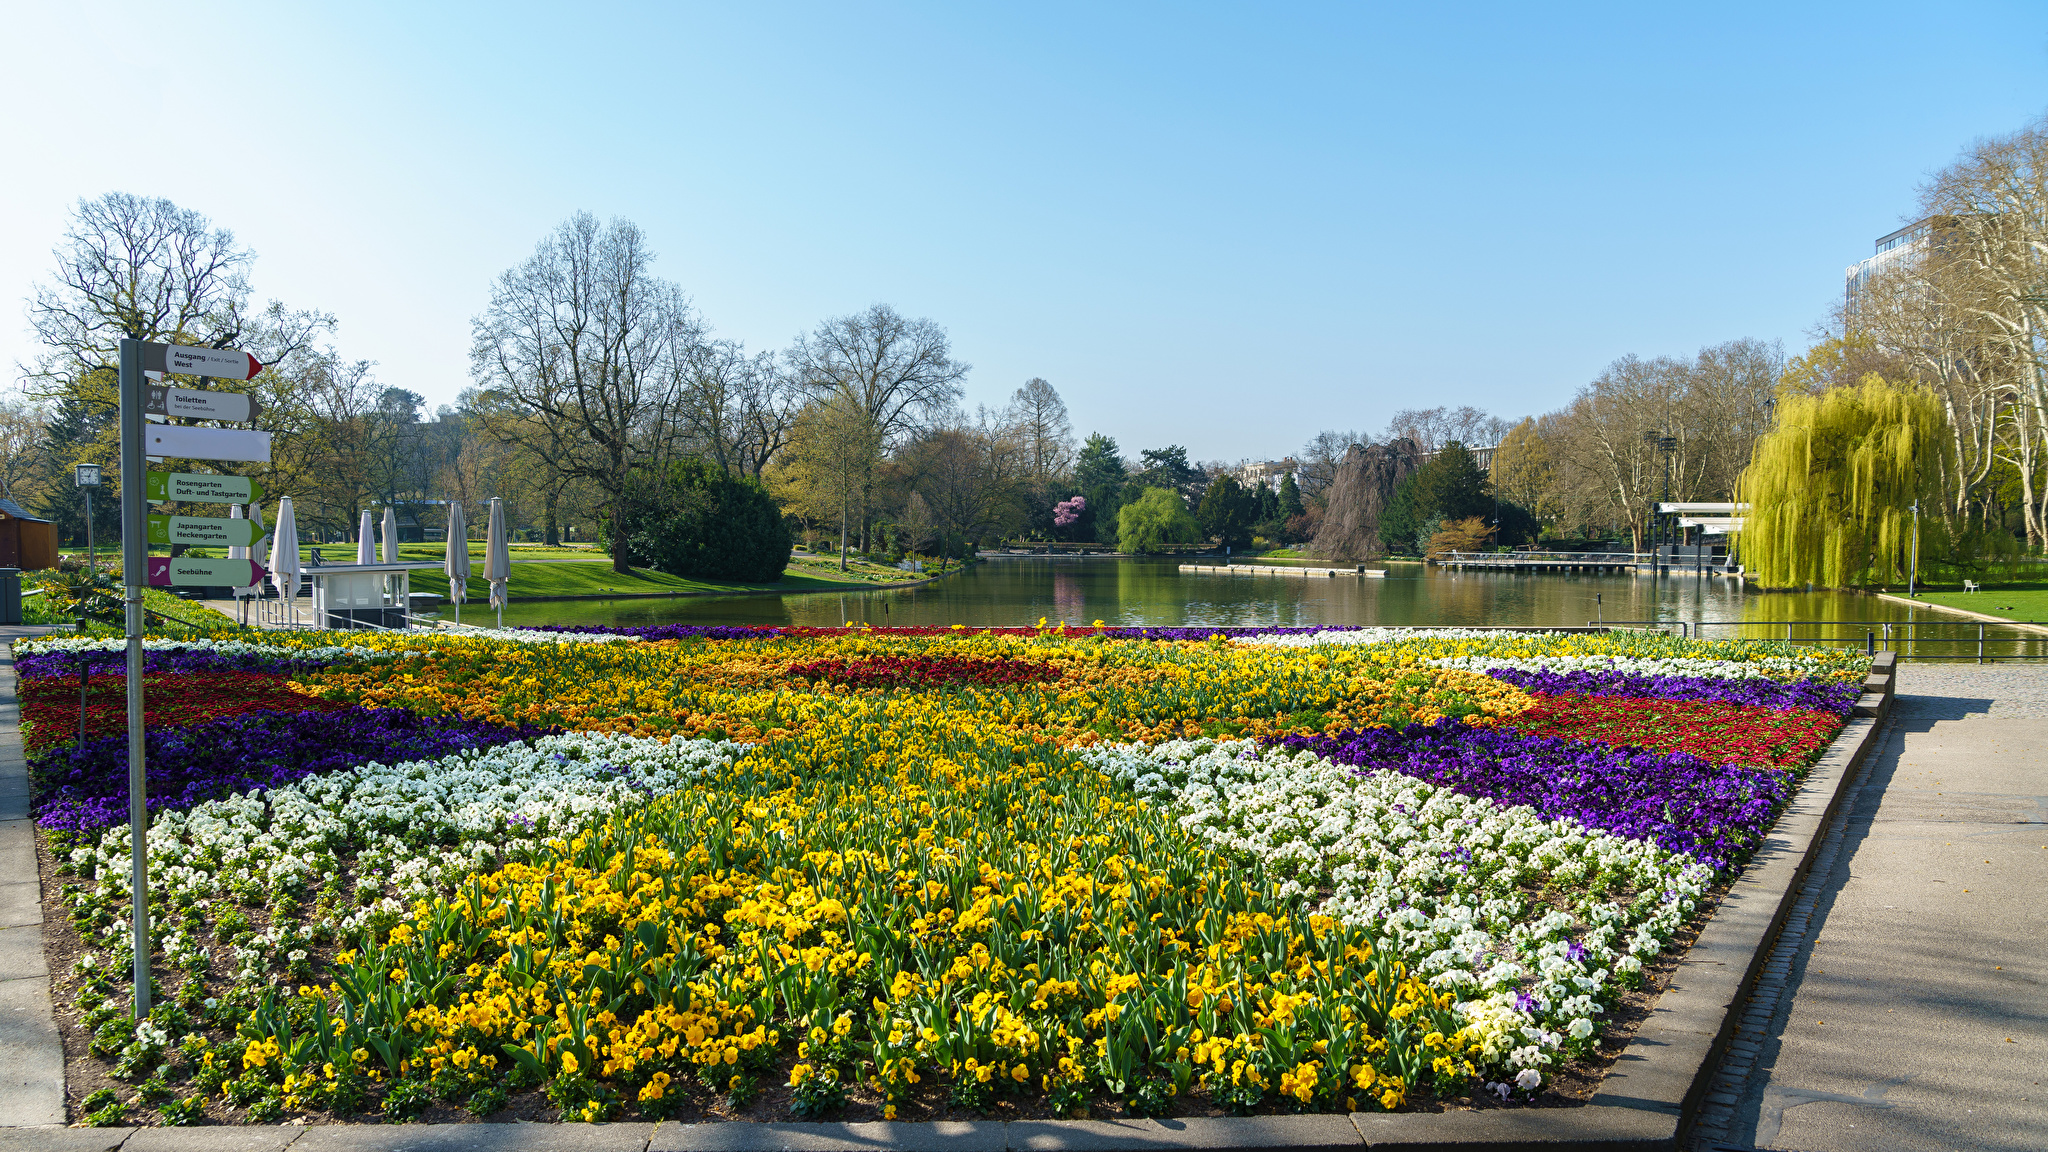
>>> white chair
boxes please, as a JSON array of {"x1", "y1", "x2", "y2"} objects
[{"x1": 1962, "y1": 580, "x2": 1980, "y2": 593}]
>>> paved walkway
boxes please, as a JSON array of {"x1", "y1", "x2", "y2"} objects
[
  {"x1": 1695, "y1": 666, "x2": 2048, "y2": 1151},
  {"x1": 0, "y1": 644, "x2": 62, "y2": 1126}
]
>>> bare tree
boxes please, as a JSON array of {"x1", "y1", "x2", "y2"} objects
[
  {"x1": 0, "y1": 398, "x2": 48, "y2": 502},
  {"x1": 679, "y1": 340, "x2": 799, "y2": 478},
  {"x1": 1381, "y1": 406, "x2": 1512, "y2": 452},
  {"x1": 471, "y1": 212, "x2": 701, "y2": 572},
  {"x1": 1006, "y1": 378, "x2": 1075, "y2": 484},
  {"x1": 22, "y1": 193, "x2": 331, "y2": 525},
  {"x1": 788, "y1": 304, "x2": 968, "y2": 549},
  {"x1": 1296, "y1": 429, "x2": 1364, "y2": 503}
]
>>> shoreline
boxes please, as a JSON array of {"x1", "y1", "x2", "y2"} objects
[{"x1": 1870, "y1": 591, "x2": 2048, "y2": 636}]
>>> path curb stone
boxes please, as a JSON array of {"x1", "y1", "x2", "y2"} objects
[
  {"x1": 0, "y1": 643, "x2": 65, "y2": 1129},
  {"x1": 0, "y1": 655, "x2": 1896, "y2": 1150}
]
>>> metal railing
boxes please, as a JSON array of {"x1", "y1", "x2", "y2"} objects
[
  {"x1": 1445, "y1": 550, "x2": 1650, "y2": 563},
  {"x1": 1592, "y1": 618, "x2": 2048, "y2": 662}
]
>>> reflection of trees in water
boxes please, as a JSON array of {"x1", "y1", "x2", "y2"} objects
[
  {"x1": 472, "y1": 560, "x2": 2036, "y2": 641},
  {"x1": 1053, "y1": 571, "x2": 1084, "y2": 625}
]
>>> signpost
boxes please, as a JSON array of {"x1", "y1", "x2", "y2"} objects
[
  {"x1": 118, "y1": 338, "x2": 267, "y2": 1017},
  {"x1": 147, "y1": 514, "x2": 263, "y2": 548},
  {"x1": 142, "y1": 425, "x2": 272, "y2": 463},
  {"x1": 144, "y1": 556, "x2": 268, "y2": 587},
  {"x1": 143, "y1": 384, "x2": 262, "y2": 422},
  {"x1": 145, "y1": 471, "x2": 264, "y2": 503},
  {"x1": 139, "y1": 343, "x2": 261, "y2": 381}
]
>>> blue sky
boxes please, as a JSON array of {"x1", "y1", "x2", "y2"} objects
[{"x1": 3, "y1": 2, "x2": 2043, "y2": 462}]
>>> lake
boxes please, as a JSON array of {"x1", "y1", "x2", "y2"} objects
[{"x1": 445, "y1": 557, "x2": 2041, "y2": 657}]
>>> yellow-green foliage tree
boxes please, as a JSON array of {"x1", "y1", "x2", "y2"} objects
[{"x1": 1737, "y1": 377, "x2": 1949, "y2": 588}]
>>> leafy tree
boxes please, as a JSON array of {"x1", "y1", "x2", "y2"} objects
[
  {"x1": 1137, "y1": 445, "x2": 1206, "y2": 503},
  {"x1": 1277, "y1": 473, "x2": 1304, "y2": 519},
  {"x1": 1197, "y1": 475, "x2": 1255, "y2": 549},
  {"x1": 1494, "y1": 500, "x2": 1541, "y2": 547},
  {"x1": 1737, "y1": 376, "x2": 2007, "y2": 587},
  {"x1": 1074, "y1": 433, "x2": 1127, "y2": 542},
  {"x1": 613, "y1": 458, "x2": 792, "y2": 582},
  {"x1": 1412, "y1": 441, "x2": 1492, "y2": 522},
  {"x1": 1117, "y1": 487, "x2": 1200, "y2": 553},
  {"x1": 1377, "y1": 475, "x2": 1422, "y2": 555},
  {"x1": 1425, "y1": 516, "x2": 1493, "y2": 557}
]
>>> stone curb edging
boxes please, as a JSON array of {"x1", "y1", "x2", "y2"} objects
[
  {"x1": 1870, "y1": 591, "x2": 2048, "y2": 637},
  {"x1": 0, "y1": 641, "x2": 65, "y2": 1129},
  {"x1": 0, "y1": 659, "x2": 1897, "y2": 1151}
]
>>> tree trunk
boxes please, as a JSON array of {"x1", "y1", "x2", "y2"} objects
[
  {"x1": 839, "y1": 487, "x2": 849, "y2": 572},
  {"x1": 611, "y1": 497, "x2": 632, "y2": 574},
  {"x1": 544, "y1": 491, "x2": 560, "y2": 547}
]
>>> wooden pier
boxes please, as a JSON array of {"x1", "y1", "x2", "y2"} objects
[
  {"x1": 1436, "y1": 550, "x2": 1648, "y2": 573},
  {"x1": 1435, "y1": 551, "x2": 1741, "y2": 576},
  {"x1": 1179, "y1": 564, "x2": 1387, "y2": 578}
]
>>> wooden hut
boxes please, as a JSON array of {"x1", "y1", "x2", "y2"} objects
[{"x1": 0, "y1": 498, "x2": 58, "y2": 570}]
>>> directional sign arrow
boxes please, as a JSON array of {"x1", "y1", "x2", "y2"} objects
[
  {"x1": 145, "y1": 471, "x2": 264, "y2": 503},
  {"x1": 148, "y1": 514, "x2": 262, "y2": 547},
  {"x1": 143, "y1": 425, "x2": 271, "y2": 464},
  {"x1": 144, "y1": 385, "x2": 261, "y2": 423},
  {"x1": 146, "y1": 556, "x2": 268, "y2": 588},
  {"x1": 139, "y1": 343, "x2": 261, "y2": 381}
]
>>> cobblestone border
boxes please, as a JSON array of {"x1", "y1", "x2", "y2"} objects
[{"x1": 0, "y1": 657, "x2": 1896, "y2": 1150}]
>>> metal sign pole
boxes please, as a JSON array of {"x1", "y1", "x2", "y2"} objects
[{"x1": 117, "y1": 338, "x2": 151, "y2": 1018}]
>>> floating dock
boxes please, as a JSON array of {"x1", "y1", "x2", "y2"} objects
[{"x1": 1179, "y1": 564, "x2": 1387, "y2": 578}]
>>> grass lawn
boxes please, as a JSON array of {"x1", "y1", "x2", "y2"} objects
[
  {"x1": 1912, "y1": 584, "x2": 2048, "y2": 622},
  {"x1": 406, "y1": 559, "x2": 921, "y2": 600}
]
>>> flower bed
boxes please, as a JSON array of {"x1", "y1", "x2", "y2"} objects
[
  {"x1": 21, "y1": 626, "x2": 1863, "y2": 1128},
  {"x1": 1503, "y1": 694, "x2": 1843, "y2": 768},
  {"x1": 21, "y1": 672, "x2": 356, "y2": 753},
  {"x1": 30, "y1": 708, "x2": 551, "y2": 835}
]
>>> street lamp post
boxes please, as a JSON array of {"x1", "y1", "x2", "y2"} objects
[
  {"x1": 74, "y1": 463, "x2": 102, "y2": 572},
  {"x1": 1641, "y1": 431, "x2": 1678, "y2": 563}
]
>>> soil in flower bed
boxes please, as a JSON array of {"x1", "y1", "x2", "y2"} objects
[{"x1": 22, "y1": 672, "x2": 349, "y2": 753}]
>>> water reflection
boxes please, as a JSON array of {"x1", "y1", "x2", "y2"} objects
[{"x1": 455, "y1": 558, "x2": 1954, "y2": 633}]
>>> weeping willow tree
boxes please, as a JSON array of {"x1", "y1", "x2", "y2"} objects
[{"x1": 1736, "y1": 376, "x2": 1950, "y2": 588}]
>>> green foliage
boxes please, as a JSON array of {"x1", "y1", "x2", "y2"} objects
[
  {"x1": 1116, "y1": 487, "x2": 1201, "y2": 553},
  {"x1": 612, "y1": 458, "x2": 792, "y2": 583},
  {"x1": 1277, "y1": 472, "x2": 1305, "y2": 519},
  {"x1": 1074, "y1": 433, "x2": 1126, "y2": 494},
  {"x1": 1412, "y1": 442, "x2": 1492, "y2": 522},
  {"x1": 1494, "y1": 500, "x2": 1540, "y2": 546},
  {"x1": 381, "y1": 1077, "x2": 433, "y2": 1121},
  {"x1": 81, "y1": 1089, "x2": 124, "y2": 1127},
  {"x1": 1377, "y1": 476, "x2": 1422, "y2": 555},
  {"x1": 1737, "y1": 376, "x2": 1999, "y2": 588},
  {"x1": 1137, "y1": 445, "x2": 1204, "y2": 501},
  {"x1": 38, "y1": 567, "x2": 122, "y2": 624},
  {"x1": 158, "y1": 1096, "x2": 207, "y2": 1125},
  {"x1": 1197, "y1": 475, "x2": 1256, "y2": 548}
]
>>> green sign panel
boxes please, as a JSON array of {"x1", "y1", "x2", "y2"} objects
[
  {"x1": 145, "y1": 471, "x2": 263, "y2": 503},
  {"x1": 147, "y1": 514, "x2": 262, "y2": 547}
]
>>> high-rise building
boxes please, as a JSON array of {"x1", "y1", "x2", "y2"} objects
[{"x1": 1844, "y1": 216, "x2": 1966, "y2": 303}]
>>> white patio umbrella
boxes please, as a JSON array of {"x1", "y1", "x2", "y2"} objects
[
  {"x1": 444, "y1": 502, "x2": 470, "y2": 625},
  {"x1": 382, "y1": 506, "x2": 399, "y2": 564},
  {"x1": 357, "y1": 510, "x2": 375, "y2": 565},
  {"x1": 269, "y1": 496, "x2": 301, "y2": 624},
  {"x1": 485, "y1": 497, "x2": 511, "y2": 627}
]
